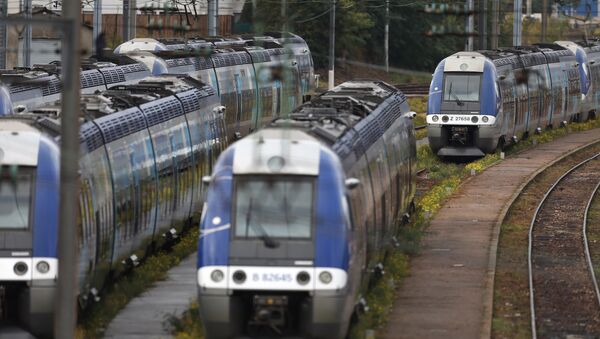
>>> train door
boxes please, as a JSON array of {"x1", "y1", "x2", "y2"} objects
[
  {"x1": 129, "y1": 152, "x2": 140, "y2": 235},
  {"x1": 543, "y1": 65, "x2": 553, "y2": 127},
  {"x1": 77, "y1": 178, "x2": 96, "y2": 300},
  {"x1": 274, "y1": 79, "x2": 282, "y2": 116},
  {"x1": 561, "y1": 67, "x2": 569, "y2": 123},
  {"x1": 169, "y1": 133, "x2": 179, "y2": 215},
  {"x1": 234, "y1": 73, "x2": 243, "y2": 135}
]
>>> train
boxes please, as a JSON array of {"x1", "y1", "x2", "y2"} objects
[
  {"x1": 196, "y1": 80, "x2": 417, "y2": 339},
  {"x1": 3, "y1": 32, "x2": 314, "y2": 142},
  {"x1": 427, "y1": 40, "x2": 600, "y2": 157},
  {"x1": 0, "y1": 32, "x2": 315, "y2": 337}
]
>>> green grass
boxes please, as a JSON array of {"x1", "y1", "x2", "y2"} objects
[
  {"x1": 76, "y1": 226, "x2": 200, "y2": 339},
  {"x1": 407, "y1": 97, "x2": 428, "y2": 115}
]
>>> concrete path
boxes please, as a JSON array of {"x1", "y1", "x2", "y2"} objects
[
  {"x1": 383, "y1": 129, "x2": 600, "y2": 339},
  {"x1": 103, "y1": 253, "x2": 197, "y2": 339}
]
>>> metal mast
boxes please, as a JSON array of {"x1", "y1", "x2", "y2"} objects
[
  {"x1": 328, "y1": 0, "x2": 336, "y2": 89},
  {"x1": 0, "y1": 0, "x2": 7, "y2": 68},
  {"x1": 123, "y1": 0, "x2": 136, "y2": 40},
  {"x1": 208, "y1": 0, "x2": 218, "y2": 36},
  {"x1": 513, "y1": 0, "x2": 522, "y2": 46},
  {"x1": 466, "y1": 0, "x2": 474, "y2": 51},
  {"x1": 491, "y1": 0, "x2": 499, "y2": 49},
  {"x1": 55, "y1": 0, "x2": 82, "y2": 335},
  {"x1": 23, "y1": 0, "x2": 32, "y2": 66},
  {"x1": 385, "y1": 0, "x2": 389, "y2": 73},
  {"x1": 93, "y1": 0, "x2": 102, "y2": 54}
]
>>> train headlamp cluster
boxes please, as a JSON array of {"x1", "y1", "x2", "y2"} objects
[
  {"x1": 36, "y1": 260, "x2": 50, "y2": 274},
  {"x1": 14, "y1": 261, "x2": 28, "y2": 276},
  {"x1": 318, "y1": 271, "x2": 333, "y2": 284},
  {"x1": 296, "y1": 271, "x2": 310, "y2": 285},
  {"x1": 210, "y1": 269, "x2": 224, "y2": 282},
  {"x1": 428, "y1": 114, "x2": 495, "y2": 125},
  {"x1": 233, "y1": 270, "x2": 247, "y2": 284}
]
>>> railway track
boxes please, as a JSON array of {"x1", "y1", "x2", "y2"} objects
[
  {"x1": 528, "y1": 152, "x2": 600, "y2": 338},
  {"x1": 394, "y1": 83, "x2": 429, "y2": 96}
]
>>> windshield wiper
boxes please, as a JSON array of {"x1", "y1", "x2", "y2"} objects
[
  {"x1": 448, "y1": 82, "x2": 464, "y2": 106},
  {"x1": 246, "y1": 198, "x2": 279, "y2": 249}
]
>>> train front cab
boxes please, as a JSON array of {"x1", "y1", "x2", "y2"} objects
[
  {"x1": 427, "y1": 52, "x2": 501, "y2": 156},
  {"x1": 0, "y1": 122, "x2": 59, "y2": 337},
  {"x1": 197, "y1": 131, "x2": 354, "y2": 339}
]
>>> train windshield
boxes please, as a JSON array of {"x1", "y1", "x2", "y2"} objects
[
  {"x1": 234, "y1": 176, "x2": 313, "y2": 239},
  {"x1": 0, "y1": 166, "x2": 33, "y2": 229},
  {"x1": 443, "y1": 73, "x2": 481, "y2": 102}
]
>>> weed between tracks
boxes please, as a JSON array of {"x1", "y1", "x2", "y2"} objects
[{"x1": 76, "y1": 226, "x2": 200, "y2": 339}]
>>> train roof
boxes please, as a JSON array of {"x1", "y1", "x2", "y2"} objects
[
  {"x1": 269, "y1": 80, "x2": 402, "y2": 146},
  {"x1": 474, "y1": 44, "x2": 572, "y2": 68},
  {"x1": 4, "y1": 74, "x2": 216, "y2": 145}
]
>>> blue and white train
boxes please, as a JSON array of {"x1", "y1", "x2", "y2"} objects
[
  {"x1": 197, "y1": 81, "x2": 417, "y2": 339},
  {"x1": 0, "y1": 51, "x2": 314, "y2": 337},
  {"x1": 114, "y1": 33, "x2": 314, "y2": 139},
  {"x1": 3, "y1": 32, "x2": 314, "y2": 143},
  {"x1": 427, "y1": 40, "x2": 600, "y2": 157}
]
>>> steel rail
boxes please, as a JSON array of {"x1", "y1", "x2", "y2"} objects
[
  {"x1": 527, "y1": 152, "x2": 600, "y2": 339},
  {"x1": 583, "y1": 180, "x2": 600, "y2": 309}
]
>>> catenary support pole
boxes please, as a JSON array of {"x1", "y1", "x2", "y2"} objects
[
  {"x1": 23, "y1": 0, "x2": 31, "y2": 66},
  {"x1": 208, "y1": 0, "x2": 217, "y2": 36},
  {"x1": 0, "y1": 0, "x2": 7, "y2": 68},
  {"x1": 478, "y1": 0, "x2": 487, "y2": 49},
  {"x1": 93, "y1": 0, "x2": 102, "y2": 54},
  {"x1": 541, "y1": 0, "x2": 548, "y2": 41},
  {"x1": 54, "y1": 0, "x2": 81, "y2": 336},
  {"x1": 328, "y1": 0, "x2": 336, "y2": 90},
  {"x1": 385, "y1": 0, "x2": 389, "y2": 73},
  {"x1": 466, "y1": 0, "x2": 474, "y2": 51},
  {"x1": 513, "y1": 0, "x2": 522, "y2": 46},
  {"x1": 491, "y1": 0, "x2": 499, "y2": 49}
]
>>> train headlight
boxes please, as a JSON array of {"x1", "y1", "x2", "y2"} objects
[
  {"x1": 442, "y1": 115, "x2": 449, "y2": 123},
  {"x1": 432, "y1": 115, "x2": 439, "y2": 122},
  {"x1": 233, "y1": 270, "x2": 247, "y2": 284},
  {"x1": 14, "y1": 262, "x2": 28, "y2": 276},
  {"x1": 319, "y1": 271, "x2": 332, "y2": 284},
  {"x1": 296, "y1": 271, "x2": 310, "y2": 285},
  {"x1": 36, "y1": 261, "x2": 50, "y2": 274},
  {"x1": 210, "y1": 269, "x2": 224, "y2": 282},
  {"x1": 471, "y1": 116, "x2": 479, "y2": 123},
  {"x1": 482, "y1": 116, "x2": 489, "y2": 123}
]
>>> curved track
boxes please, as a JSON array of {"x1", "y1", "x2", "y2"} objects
[{"x1": 528, "y1": 153, "x2": 600, "y2": 338}]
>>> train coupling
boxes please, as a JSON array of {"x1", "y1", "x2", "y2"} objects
[{"x1": 249, "y1": 295, "x2": 288, "y2": 334}]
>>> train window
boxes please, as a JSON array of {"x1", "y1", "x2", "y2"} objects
[
  {"x1": 443, "y1": 73, "x2": 481, "y2": 102},
  {"x1": 0, "y1": 165, "x2": 33, "y2": 229},
  {"x1": 233, "y1": 176, "x2": 313, "y2": 239}
]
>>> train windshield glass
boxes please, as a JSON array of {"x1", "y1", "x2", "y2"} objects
[
  {"x1": 0, "y1": 166, "x2": 33, "y2": 229},
  {"x1": 234, "y1": 176, "x2": 313, "y2": 239},
  {"x1": 443, "y1": 74, "x2": 481, "y2": 102}
]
